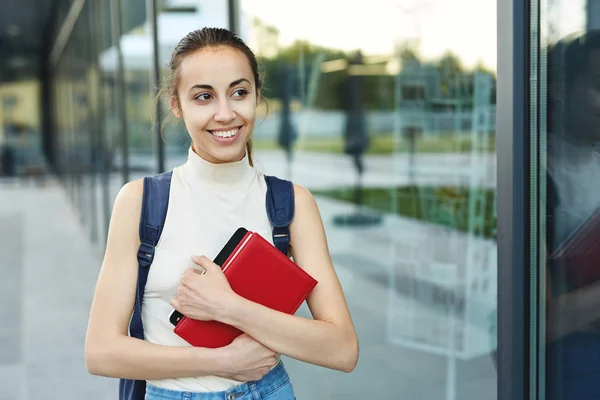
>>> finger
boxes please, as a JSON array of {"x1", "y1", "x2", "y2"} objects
[
  {"x1": 180, "y1": 269, "x2": 200, "y2": 287},
  {"x1": 231, "y1": 333, "x2": 250, "y2": 344},
  {"x1": 170, "y1": 297, "x2": 180, "y2": 310},
  {"x1": 186, "y1": 266, "x2": 206, "y2": 276},
  {"x1": 192, "y1": 255, "x2": 220, "y2": 272}
]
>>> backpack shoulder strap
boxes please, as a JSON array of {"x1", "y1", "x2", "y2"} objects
[
  {"x1": 130, "y1": 171, "x2": 173, "y2": 339},
  {"x1": 120, "y1": 171, "x2": 172, "y2": 400},
  {"x1": 264, "y1": 175, "x2": 295, "y2": 255}
]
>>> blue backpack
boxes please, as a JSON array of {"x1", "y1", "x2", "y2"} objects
[{"x1": 119, "y1": 171, "x2": 295, "y2": 400}]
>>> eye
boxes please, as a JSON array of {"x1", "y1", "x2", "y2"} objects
[
  {"x1": 194, "y1": 93, "x2": 212, "y2": 101},
  {"x1": 232, "y1": 89, "x2": 248, "y2": 98}
]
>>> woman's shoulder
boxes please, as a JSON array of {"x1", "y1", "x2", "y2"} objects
[
  {"x1": 103, "y1": 179, "x2": 145, "y2": 246},
  {"x1": 292, "y1": 183, "x2": 313, "y2": 201},
  {"x1": 112, "y1": 179, "x2": 144, "y2": 215},
  {"x1": 290, "y1": 183, "x2": 319, "y2": 217}
]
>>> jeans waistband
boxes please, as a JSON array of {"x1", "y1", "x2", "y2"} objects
[{"x1": 145, "y1": 361, "x2": 290, "y2": 400}]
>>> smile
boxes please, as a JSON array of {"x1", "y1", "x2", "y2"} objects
[{"x1": 208, "y1": 127, "x2": 241, "y2": 138}]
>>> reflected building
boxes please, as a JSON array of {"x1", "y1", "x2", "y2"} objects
[{"x1": 389, "y1": 58, "x2": 496, "y2": 362}]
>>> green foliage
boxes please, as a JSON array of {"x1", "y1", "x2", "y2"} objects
[
  {"x1": 258, "y1": 40, "x2": 347, "y2": 110},
  {"x1": 313, "y1": 185, "x2": 497, "y2": 239},
  {"x1": 258, "y1": 38, "x2": 496, "y2": 112},
  {"x1": 253, "y1": 134, "x2": 496, "y2": 154}
]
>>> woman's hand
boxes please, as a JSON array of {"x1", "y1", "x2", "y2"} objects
[
  {"x1": 170, "y1": 255, "x2": 238, "y2": 321},
  {"x1": 218, "y1": 334, "x2": 278, "y2": 382}
]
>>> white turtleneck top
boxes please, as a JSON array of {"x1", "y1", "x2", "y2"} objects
[{"x1": 142, "y1": 148, "x2": 275, "y2": 392}]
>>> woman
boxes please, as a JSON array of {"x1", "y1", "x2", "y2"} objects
[
  {"x1": 84, "y1": 27, "x2": 359, "y2": 399},
  {"x1": 545, "y1": 30, "x2": 600, "y2": 400}
]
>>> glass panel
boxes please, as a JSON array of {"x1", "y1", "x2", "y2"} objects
[
  {"x1": 97, "y1": 0, "x2": 124, "y2": 220},
  {"x1": 48, "y1": 1, "x2": 101, "y2": 241},
  {"x1": 238, "y1": 1, "x2": 498, "y2": 398},
  {"x1": 540, "y1": 1, "x2": 600, "y2": 400},
  {"x1": 120, "y1": 0, "x2": 157, "y2": 180},
  {"x1": 53, "y1": 24, "x2": 80, "y2": 207},
  {"x1": 86, "y1": 1, "x2": 107, "y2": 245},
  {"x1": 158, "y1": 1, "x2": 230, "y2": 169},
  {"x1": 531, "y1": 1, "x2": 542, "y2": 398},
  {"x1": 0, "y1": 81, "x2": 42, "y2": 180},
  {"x1": 73, "y1": 3, "x2": 96, "y2": 239}
]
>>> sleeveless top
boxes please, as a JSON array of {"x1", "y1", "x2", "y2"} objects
[{"x1": 142, "y1": 148, "x2": 275, "y2": 391}]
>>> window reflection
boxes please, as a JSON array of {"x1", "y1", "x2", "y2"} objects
[
  {"x1": 239, "y1": 1, "x2": 497, "y2": 398},
  {"x1": 544, "y1": 23, "x2": 600, "y2": 400},
  {"x1": 158, "y1": 2, "x2": 231, "y2": 168}
]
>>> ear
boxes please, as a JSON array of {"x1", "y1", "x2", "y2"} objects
[
  {"x1": 255, "y1": 88, "x2": 261, "y2": 107},
  {"x1": 169, "y1": 96, "x2": 182, "y2": 118}
]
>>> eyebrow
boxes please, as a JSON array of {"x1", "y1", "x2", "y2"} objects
[{"x1": 189, "y1": 78, "x2": 251, "y2": 92}]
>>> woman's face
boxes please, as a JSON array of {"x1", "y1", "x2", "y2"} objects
[{"x1": 172, "y1": 46, "x2": 258, "y2": 164}]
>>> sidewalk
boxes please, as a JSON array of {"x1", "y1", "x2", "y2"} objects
[{"x1": 0, "y1": 178, "x2": 115, "y2": 400}]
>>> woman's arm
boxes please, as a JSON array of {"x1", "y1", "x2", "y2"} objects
[
  {"x1": 172, "y1": 185, "x2": 359, "y2": 372},
  {"x1": 545, "y1": 269, "x2": 600, "y2": 342},
  {"x1": 85, "y1": 180, "x2": 277, "y2": 381}
]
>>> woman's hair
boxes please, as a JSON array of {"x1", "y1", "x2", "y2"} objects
[
  {"x1": 548, "y1": 31, "x2": 600, "y2": 92},
  {"x1": 156, "y1": 27, "x2": 263, "y2": 166},
  {"x1": 547, "y1": 30, "x2": 600, "y2": 136}
]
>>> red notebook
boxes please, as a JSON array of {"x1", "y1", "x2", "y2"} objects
[
  {"x1": 550, "y1": 206, "x2": 600, "y2": 289},
  {"x1": 171, "y1": 228, "x2": 318, "y2": 348}
]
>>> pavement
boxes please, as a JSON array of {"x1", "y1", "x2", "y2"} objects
[
  {"x1": 0, "y1": 149, "x2": 498, "y2": 400},
  {"x1": 0, "y1": 178, "x2": 116, "y2": 400}
]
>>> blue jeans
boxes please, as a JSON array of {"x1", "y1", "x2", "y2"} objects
[
  {"x1": 145, "y1": 362, "x2": 295, "y2": 400},
  {"x1": 547, "y1": 331, "x2": 600, "y2": 400}
]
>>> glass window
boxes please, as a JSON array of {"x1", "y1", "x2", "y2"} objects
[
  {"x1": 539, "y1": 1, "x2": 600, "y2": 399},
  {"x1": 158, "y1": 1, "x2": 230, "y2": 169},
  {"x1": 120, "y1": 0, "x2": 157, "y2": 181},
  {"x1": 0, "y1": 81, "x2": 42, "y2": 179},
  {"x1": 85, "y1": 0, "x2": 121, "y2": 244},
  {"x1": 71, "y1": 2, "x2": 97, "y2": 241},
  {"x1": 97, "y1": 0, "x2": 128, "y2": 222},
  {"x1": 238, "y1": 1, "x2": 498, "y2": 398},
  {"x1": 50, "y1": 1, "x2": 100, "y2": 240}
]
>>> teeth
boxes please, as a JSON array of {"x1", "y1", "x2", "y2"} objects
[{"x1": 211, "y1": 128, "x2": 238, "y2": 138}]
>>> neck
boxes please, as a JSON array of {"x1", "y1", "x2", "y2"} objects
[
  {"x1": 191, "y1": 144, "x2": 247, "y2": 165},
  {"x1": 182, "y1": 146, "x2": 254, "y2": 190}
]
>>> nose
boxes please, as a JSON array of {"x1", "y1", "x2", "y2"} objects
[{"x1": 214, "y1": 98, "x2": 236, "y2": 123}]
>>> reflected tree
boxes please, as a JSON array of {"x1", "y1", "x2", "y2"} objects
[
  {"x1": 333, "y1": 50, "x2": 382, "y2": 226},
  {"x1": 277, "y1": 63, "x2": 297, "y2": 178}
]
